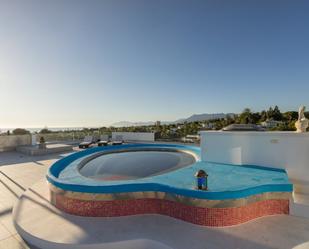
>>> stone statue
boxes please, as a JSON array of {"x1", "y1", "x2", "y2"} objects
[{"x1": 295, "y1": 106, "x2": 308, "y2": 133}]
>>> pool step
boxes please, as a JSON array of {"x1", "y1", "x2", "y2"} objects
[{"x1": 290, "y1": 193, "x2": 309, "y2": 219}]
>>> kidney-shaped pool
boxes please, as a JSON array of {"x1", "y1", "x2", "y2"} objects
[{"x1": 47, "y1": 143, "x2": 292, "y2": 227}]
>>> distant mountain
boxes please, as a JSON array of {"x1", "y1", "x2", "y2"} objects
[
  {"x1": 179, "y1": 113, "x2": 235, "y2": 123},
  {"x1": 111, "y1": 113, "x2": 235, "y2": 127}
]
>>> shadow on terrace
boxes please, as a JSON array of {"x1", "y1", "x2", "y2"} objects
[{"x1": 0, "y1": 150, "x2": 73, "y2": 167}]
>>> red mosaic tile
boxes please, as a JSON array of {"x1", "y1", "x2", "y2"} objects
[{"x1": 53, "y1": 194, "x2": 289, "y2": 227}]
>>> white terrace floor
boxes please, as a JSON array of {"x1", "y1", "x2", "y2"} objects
[{"x1": 0, "y1": 148, "x2": 309, "y2": 249}]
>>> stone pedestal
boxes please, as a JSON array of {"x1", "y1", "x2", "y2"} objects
[{"x1": 295, "y1": 119, "x2": 308, "y2": 133}]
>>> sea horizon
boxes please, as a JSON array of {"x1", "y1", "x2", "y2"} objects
[{"x1": 0, "y1": 127, "x2": 96, "y2": 133}]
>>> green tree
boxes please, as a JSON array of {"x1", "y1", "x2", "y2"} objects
[
  {"x1": 260, "y1": 110, "x2": 267, "y2": 122},
  {"x1": 283, "y1": 111, "x2": 298, "y2": 122},
  {"x1": 39, "y1": 128, "x2": 53, "y2": 134},
  {"x1": 12, "y1": 128, "x2": 30, "y2": 135},
  {"x1": 239, "y1": 108, "x2": 252, "y2": 124},
  {"x1": 266, "y1": 107, "x2": 273, "y2": 120},
  {"x1": 251, "y1": 112, "x2": 261, "y2": 124},
  {"x1": 266, "y1": 106, "x2": 283, "y2": 121},
  {"x1": 272, "y1": 106, "x2": 283, "y2": 120}
]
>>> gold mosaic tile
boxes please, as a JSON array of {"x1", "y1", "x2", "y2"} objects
[{"x1": 49, "y1": 184, "x2": 291, "y2": 208}]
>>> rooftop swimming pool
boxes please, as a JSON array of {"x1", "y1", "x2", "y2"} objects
[{"x1": 47, "y1": 143, "x2": 292, "y2": 226}]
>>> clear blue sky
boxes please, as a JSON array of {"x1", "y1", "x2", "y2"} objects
[{"x1": 0, "y1": 0, "x2": 308, "y2": 128}]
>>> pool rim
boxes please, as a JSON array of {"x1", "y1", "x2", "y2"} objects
[{"x1": 47, "y1": 143, "x2": 292, "y2": 200}]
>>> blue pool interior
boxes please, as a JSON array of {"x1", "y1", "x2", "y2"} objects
[
  {"x1": 79, "y1": 150, "x2": 196, "y2": 180},
  {"x1": 47, "y1": 144, "x2": 293, "y2": 200}
]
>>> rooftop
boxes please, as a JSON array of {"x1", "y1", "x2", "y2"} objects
[{"x1": 0, "y1": 146, "x2": 308, "y2": 249}]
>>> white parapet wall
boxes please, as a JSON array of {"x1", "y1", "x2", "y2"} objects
[
  {"x1": 112, "y1": 132, "x2": 155, "y2": 142},
  {"x1": 200, "y1": 131, "x2": 309, "y2": 194},
  {"x1": 0, "y1": 134, "x2": 32, "y2": 152}
]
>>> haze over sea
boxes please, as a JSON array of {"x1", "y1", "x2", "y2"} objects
[{"x1": 0, "y1": 127, "x2": 88, "y2": 133}]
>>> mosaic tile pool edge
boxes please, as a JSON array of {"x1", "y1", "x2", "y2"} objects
[{"x1": 52, "y1": 191, "x2": 289, "y2": 227}]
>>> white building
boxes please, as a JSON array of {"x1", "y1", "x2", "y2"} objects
[
  {"x1": 261, "y1": 120, "x2": 283, "y2": 128},
  {"x1": 201, "y1": 123, "x2": 214, "y2": 129}
]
